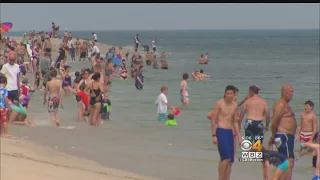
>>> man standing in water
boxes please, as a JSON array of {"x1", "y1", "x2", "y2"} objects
[
  {"x1": 271, "y1": 84, "x2": 296, "y2": 180},
  {"x1": 239, "y1": 85, "x2": 270, "y2": 179},
  {"x1": 211, "y1": 85, "x2": 241, "y2": 180}
]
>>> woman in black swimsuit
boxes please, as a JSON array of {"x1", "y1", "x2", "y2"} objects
[
  {"x1": 85, "y1": 72, "x2": 105, "y2": 126},
  {"x1": 120, "y1": 59, "x2": 128, "y2": 80}
]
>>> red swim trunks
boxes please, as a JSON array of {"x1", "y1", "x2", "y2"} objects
[
  {"x1": 0, "y1": 108, "x2": 8, "y2": 123},
  {"x1": 300, "y1": 131, "x2": 313, "y2": 142}
]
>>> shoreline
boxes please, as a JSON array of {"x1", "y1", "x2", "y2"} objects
[{"x1": 1, "y1": 137, "x2": 158, "y2": 180}]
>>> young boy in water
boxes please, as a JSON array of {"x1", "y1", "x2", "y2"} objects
[
  {"x1": 70, "y1": 44, "x2": 76, "y2": 61},
  {"x1": 101, "y1": 94, "x2": 111, "y2": 121},
  {"x1": 296, "y1": 100, "x2": 318, "y2": 155},
  {"x1": 165, "y1": 113, "x2": 178, "y2": 126},
  {"x1": 0, "y1": 75, "x2": 10, "y2": 136},
  {"x1": 155, "y1": 86, "x2": 174, "y2": 122}
]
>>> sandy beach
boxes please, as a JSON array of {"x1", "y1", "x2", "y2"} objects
[
  {"x1": 1, "y1": 137, "x2": 158, "y2": 180},
  {"x1": 2, "y1": 33, "x2": 318, "y2": 180}
]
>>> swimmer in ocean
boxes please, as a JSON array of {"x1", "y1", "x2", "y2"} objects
[{"x1": 180, "y1": 73, "x2": 190, "y2": 106}]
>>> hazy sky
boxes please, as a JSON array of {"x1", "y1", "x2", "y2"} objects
[{"x1": 1, "y1": 3, "x2": 319, "y2": 31}]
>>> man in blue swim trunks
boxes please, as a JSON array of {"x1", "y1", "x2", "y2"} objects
[
  {"x1": 211, "y1": 85, "x2": 241, "y2": 180},
  {"x1": 271, "y1": 84, "x2": 297, "y2": 180}
]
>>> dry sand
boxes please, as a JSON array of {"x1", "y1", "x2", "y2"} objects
[{"x1": 1, "y1": 137, "x2": 158, "y2": 180}]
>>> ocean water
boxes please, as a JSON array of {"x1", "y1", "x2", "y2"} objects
[{"x1": 7, "y1": 29, "x2": 320, "y2": 179}]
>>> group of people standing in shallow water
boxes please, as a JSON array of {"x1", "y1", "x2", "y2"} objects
[
  {"x1": 0, "y1": 30, "x2": 319, "y2": 180},
  {"x1": 206, "y1": 84, "x2": 319, "y2": 180}
]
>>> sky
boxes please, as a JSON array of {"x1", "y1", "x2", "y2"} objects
[{"x1": 1, "y1": 3, "x2": 319, "y2": 31}]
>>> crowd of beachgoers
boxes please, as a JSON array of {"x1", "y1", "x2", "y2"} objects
[{"x1": 0, "y1": 22, "x2": 319, "y2": 180}]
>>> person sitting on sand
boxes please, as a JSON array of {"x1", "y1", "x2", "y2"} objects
[
  {"x1": 43, "y1": 69, "x2": 64, "y2": 127},
  {"x1": 198, "y1": 54, "x2": 204, "y2": 64}
]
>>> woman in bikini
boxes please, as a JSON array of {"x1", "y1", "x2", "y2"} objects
[
  {"x1": 85, "y1": 72, "x2": 105, "y2": 126},
  {"x1": 60, "y1": 65, "x2": 72, "y2": 96},
  {"x1": 120, "y1": 59, "x2": 128, "y2": 80},
  {"x1": 104, "y1": 58, "x2": 115, "y2": 82},
  {"x1": 180, "y1": 73, "x2": 190, "y2": 106}
]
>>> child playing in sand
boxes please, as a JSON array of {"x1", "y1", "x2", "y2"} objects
[
  {"x1": 165, "y1": 113, "x2": 178, "y2": 126},
  {"x1": 155, "y1": 86, "x2": 174, "y2": 122},
  {"x1": 0, "y1": 75, "x2": 10, "y2": 136},
  {"x1": 296, "y1": 100, "x2": 318, "y2": 155},
  {"x1": 101, "y1": 94, "x2": 111, "y2": 121}
]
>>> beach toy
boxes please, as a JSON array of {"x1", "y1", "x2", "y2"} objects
[
  {"x1": 104, "y1": 103, "x2": 110, "y2": 113},
  {"x1": 76, "y1": 91, "x2": 89, "y2": 106},
  {"x1": 173, "y1": 108, "x2": 180, "y2": 116},
  {"x1": 11, "y1": 104, "x2": 27, "y2": 115},
  {"x1": 113, "y1": 56, "x2": 121, "y2": 66},
  {"x1": 165, "y1": 119, "x2": 178, "y2": 126}
]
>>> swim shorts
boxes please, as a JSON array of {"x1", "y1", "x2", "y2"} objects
[
  {"x1": 277, "y1": 159, "x2": 289, "y2": 171},
  {"x1": 158, "y1": 113, "x2": 167, "y2": 122},
  {"x1": 245, "y1": 119, "x2": 264, "y2": 143},
  {"x1": 48, "y1": 96, "x2": 60, "y2": 112},
  {"x1": 0, "y1": 108, "x2": 8, "y2": 123},
  {"x1": 274, "y1": 133, "x2": 295, "y2": 159},
  {"x1": 216, "y1": 127, "x2": 234, "y2": 162},
  {"x1": 300, "y1": 131, "x2": 313, "y2": 142},
  {"x1": 312, "y1": 175, "x2": 320, "y2": 180}
]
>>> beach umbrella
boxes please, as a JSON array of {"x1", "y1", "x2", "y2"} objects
[{"x1": 0, "y1": 22, "x2": 13, "y2": 34}]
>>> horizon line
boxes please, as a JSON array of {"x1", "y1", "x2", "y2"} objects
[{"x1": 8, "y1": 28, "x2": 320, "y2": 32}]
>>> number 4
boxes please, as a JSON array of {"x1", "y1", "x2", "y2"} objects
[{"x1": 252, "y1": 140, "x2": 263, "y2": 152}]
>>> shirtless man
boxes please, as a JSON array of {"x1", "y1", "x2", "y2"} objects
[
  {"x1": 271, "y1": 84, "x2": 297, "y2": 180},
  {"x1": 43, "y1": 69, "x2": 64, "y2": 127},
  {"x1": 198, "y1": 54, "x2": 204, "y2": 64},
  {"x1": 203, "y1": 53, "x2": 209, "y2": 64},
  {"x1": 296, "y1": 100, "x2": 318, "y2": 153},
  {"x1": 79, "y1": 41, "x2": 88, "y2": 61},
  {"x1": 198, "y1": 69, "x2": 212, "y2": 81},
  {"x1": 211, "y1": 85, "x2": 241, "y2": 180},
  {"x1": 239, "y1": 85, "x2": 270, "y2": 180}
]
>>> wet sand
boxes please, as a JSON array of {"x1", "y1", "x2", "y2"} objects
[
  {"x1": 4, "y1": 36, "x2": 315, "y2": 180},
  {"x1": 1, "y1": 137, "x2": 158, "y2": 180}
]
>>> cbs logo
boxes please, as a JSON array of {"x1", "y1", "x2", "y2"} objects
[{"x1": 241, "y1": 139, "x2": 263, "y2": 152}]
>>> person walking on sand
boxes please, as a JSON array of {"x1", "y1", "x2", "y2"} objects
[
  {"x1": 155, "y1": 86, "x2": 174, "y2": 122},
  {"x1": 43, "y1": 69, "x2": 64, "y2": 127},
  {"x1": 152, "y1": 38, "x2": 156, "y2": 53},
  {"x1": 210, "y1": 85, "x2": 241, "y2": 180},
  {"x1": 271, "y1": 84, "x2": 296, "y2": 180},
  {"x1": 92, "y1": 41, "x2": 100, "y2": 59}
]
